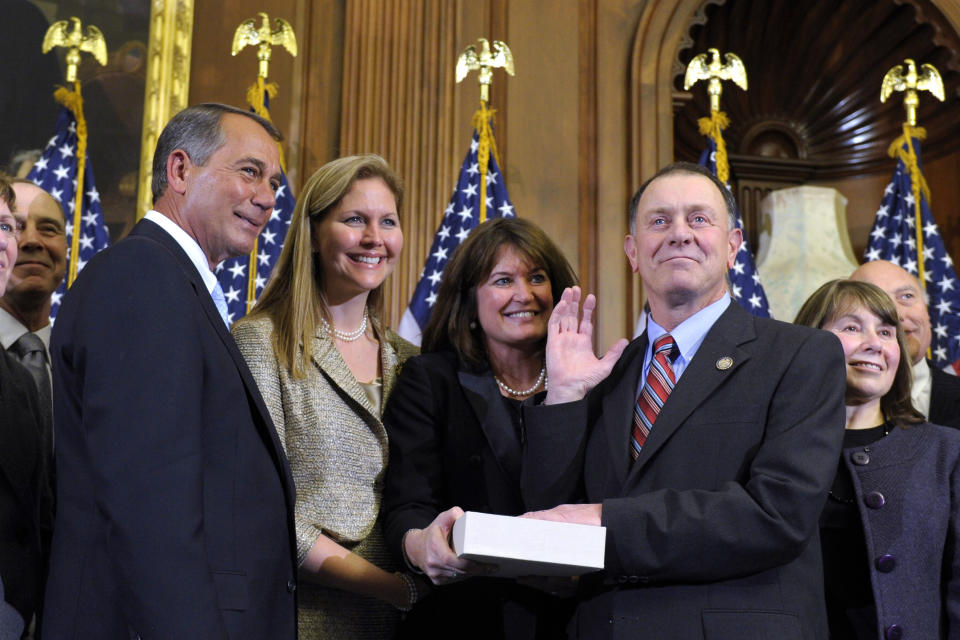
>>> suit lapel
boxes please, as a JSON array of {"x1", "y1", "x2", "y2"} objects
[
  {"x1": 379, "y1": 330, "x2": 403, "y2": 404},
  {"x1": 309, "y1": 332, "x2": 380, "y2": 425},
  {"x1": 131, "y1": 220, "x2": 295, "y2": 500},
  {"x1": 458, "y1": 369, "x2": 522, "y2": 483},
  {"x1": 627, "y1": 303, "x2": 756, "y2": 478}
]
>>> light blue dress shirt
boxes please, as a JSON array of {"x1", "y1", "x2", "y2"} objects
[{"x1": 639, "y1": 293, "x2": 732, "y2": 395}]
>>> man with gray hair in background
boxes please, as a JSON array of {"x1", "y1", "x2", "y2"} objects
[
  {"x1": 43, "y1": 103, "x2": 298, "y2": 639},
  {"x1": 851, "y1": 259, "x2": 960, "y2": 428}
]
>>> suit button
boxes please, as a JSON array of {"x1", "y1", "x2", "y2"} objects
[
  {"x1": 617, "y1": 575, "x2": 628, "y2": 584},
  {"x1": 885, "y1": 624, "x2": 902, "y2": 639},
  {"x1": 875, "y1": 554, "x2": 896, "y2": 573},
  {"x1": 287, "y1": 580, "x2": 296, "y2": 593},
  {"x1": 468, "y1": 455, "x2": 482, "y2": 466},
  {"x1": 851, "y1": 451, "x2": 870, "y2": 465},
  {"x1": 864, "y1": 491, "x2": 886, "y2": 509},
  {"x1": 628, "y1": 576, "x2": 639, "y2": 584}
]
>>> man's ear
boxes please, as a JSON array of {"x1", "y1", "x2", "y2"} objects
[
  {"x1": 726, "y1": 227, "x2": 743, "y2": 269},
  {"x1": 165, "y1": 150, "x2": 192, "y2": 196},
  {"x1": 624, "y1": 234, "x2": 640, "y2": 274}
]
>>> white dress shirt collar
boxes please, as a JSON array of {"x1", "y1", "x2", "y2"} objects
[
  {"x1": 642, "y1": 293, "x2": 732, "y2": 383},
  {"x1": 911, "y1": 357, "x2": 932, "y2": 419},
  {"x1": 0, "y1": 306, "x2": 51, "y2": 351},
  {"x1": 144, "y1": 210, "x2": 219, "y2": 295}
]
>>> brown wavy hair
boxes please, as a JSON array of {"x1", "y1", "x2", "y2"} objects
[
  {"x1": 422, "y1": 217, "x2": 577, "y2": 370},
  {"x1": 794, "y1": 279, "x2": 924, "y2": 426}
]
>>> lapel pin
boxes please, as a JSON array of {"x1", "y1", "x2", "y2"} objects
[{"x1": 716, "y1": 356, "x2": 733, "y2": 370}]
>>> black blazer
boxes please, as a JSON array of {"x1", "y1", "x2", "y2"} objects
[
  {"x1": 44, "y1": 219, "x2": 298, "y2": 639},
  {"x1": 0, "y1": 350, "x2": 51, "y2": 627},
  {"x1": 929, "y1": 361, "x2": 960, "y2": 429},
  {"x1": 382, "y1": 349, "x2": 570, "y2": 639},
  {"x1": 522, "y1": 302, "x2": 847, "y2": 640}
]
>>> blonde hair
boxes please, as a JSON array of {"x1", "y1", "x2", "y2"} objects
[{"x1": 239, "y1": 154, "x2": 403, "y2": 377}]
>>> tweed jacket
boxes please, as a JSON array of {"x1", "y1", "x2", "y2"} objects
[
  {"x1": 841, "y1": 422, "x2": 960, "y2": 639},
  {"x1": 232, "y1": 315, "x2": 418, "y2": 564}
]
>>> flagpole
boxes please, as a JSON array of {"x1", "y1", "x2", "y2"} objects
[
  {"x1": 398, "y1": 38, "x2": 517, "y2": 344},
  {"x1": 880, "y1": 58, "x2": 945, "y2": 293},
  {"x1": 866, "y1": 59, "x2": 960, "y2": 367},
  {"x1": 40, "y1": 18, "x2": 107, "y2": 286},
  {"x1": 682, "y1": 48, "x2": 770, "y2": 319},
  {"x1": 231, "y1": 12, "x2": 297, "y2": 314},
  {"x1": 456, "y1": 38, "x2": 515, "y2": 224}
]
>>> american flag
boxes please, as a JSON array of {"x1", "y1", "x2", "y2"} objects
[
  {"x1": 863, "y1": 131, "x2": 960, "y2": 367},
  {"x1": 397, "y1": 127, "x2": 515, "y2": 344},
  {"x1": 214, "y1": 88, "x2": 295, "y2": 325},
  {"x1": 27, "y1": 107, "x2": 110, "y2": 321},
  {"x1": 699, "y1": 137, "x2": 771, "y2": 317}
]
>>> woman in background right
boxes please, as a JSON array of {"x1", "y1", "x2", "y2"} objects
[{"x1": 794, "y1": 279, "x2": 960, "y2": 639}]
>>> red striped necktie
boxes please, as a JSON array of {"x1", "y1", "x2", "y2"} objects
[{"x1": 631, "y1": 334, "x2": 678, "y2": 461}]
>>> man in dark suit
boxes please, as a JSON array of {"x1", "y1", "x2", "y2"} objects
[
  {"x1": 0, "y1": 175, "x2": 51, "y2": 638},
  {"x1": 43, "y1": 103, "x2": 298, "y2": 639},
  {"x1": 851, "y1": 259, "x2": 960, "y2": 428},
  {"x1": 0, "y1": 179, "x2": 67, "y2": 483},
  {"x1": 522, "y1": 162, "x2": 846, "y2": 639}
]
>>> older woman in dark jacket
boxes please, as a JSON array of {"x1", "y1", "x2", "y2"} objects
[{"x1": 795, "y1": 279, "x2": 960, "y2": 639}]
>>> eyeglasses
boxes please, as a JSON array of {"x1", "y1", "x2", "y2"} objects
[{"x1": 0, "y1": 215, "x2": 25, "y2": 240}]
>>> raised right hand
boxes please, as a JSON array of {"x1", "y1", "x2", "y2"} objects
[{"x1": 544, "y1": 287, "x2": 628, "y2": 405}]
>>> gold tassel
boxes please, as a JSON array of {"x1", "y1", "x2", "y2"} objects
[
  {"x1": 54, "y1": 82, "x2": 88, "y2": 287},
  {"x1": 889, "y1": 124, "x2": 930, "y2": 291},
  {"x1": 471, "y1": 103, "x2": 502, "y2": 223},
  {"x1": 697, "y1": 111, "x2": 731, "y2": 184}
]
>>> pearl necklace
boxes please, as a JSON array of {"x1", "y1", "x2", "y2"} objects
[
  {"x1": 494, "y1": 366, "x2": 547, "y2": 397},
  {"x1": 321, "y1": 308, "x2": 369, "y2": 342}
]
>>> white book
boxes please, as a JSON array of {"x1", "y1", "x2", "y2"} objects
[{"x1": 451, "y1": 511, "x2": 606, "y2": 578}]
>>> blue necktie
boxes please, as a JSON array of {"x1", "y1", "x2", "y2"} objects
[{"x1": 211, "y1": 282, "x2": 230, "y2": 327}]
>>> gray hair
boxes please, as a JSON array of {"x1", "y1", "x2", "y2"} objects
[
  {"x1": 151, "y1": 103, "x2": 281, "y2": 203},
  {"x1": 628, "y1": 161, "x2": 738, "y2": 235}
]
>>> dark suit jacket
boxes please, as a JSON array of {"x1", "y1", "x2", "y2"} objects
[
  {"x1": 382, "y1": 349, "x2": 570, "y2": 639},
  {"x1": 0, "y1": 349, "x2": 51, "y2": 627},
  {"x1": 522, "y1": 302, "x2": 847, "y2": 640},
  {"x1": 929, "y1": 360, "x2": 960, "y2": 429},
  {"x1": 44, "y1": 219, "x2": 298, "y2": 639}
]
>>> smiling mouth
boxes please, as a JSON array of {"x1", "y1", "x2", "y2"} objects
[
  {"x1": 352, "y1": 255, "x2": 383, "y2": 265},
  {"x1": 504, "y1": 311, "x2": 538, "y2": 318},
  {"x1": 234, "y1": 212, "x2": 263, "y2": 230},
  {"x1": 850, "y1": 361, "x2": 883, "y2": 371}
]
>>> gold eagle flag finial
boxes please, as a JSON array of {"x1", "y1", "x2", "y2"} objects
[
  {"x1": 42, "y1": 17, "x2": 108, "y2": 83},
  {"x1": 456, "y1": 38, "x2": 514, "y2": 104},
  {"x1": 881, "y1": 58, "x2": 944, "y2": 127},
  {"x1": 232, "y1": 12, "x2": 298, "y2": 79},
  {"x1": 684, "y1": 48, "x2": 747, "y2": 114}
]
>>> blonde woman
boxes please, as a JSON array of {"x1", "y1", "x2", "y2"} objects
[{"x1": 233, "y1": 155, "x2": 419, "y2": 638}]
